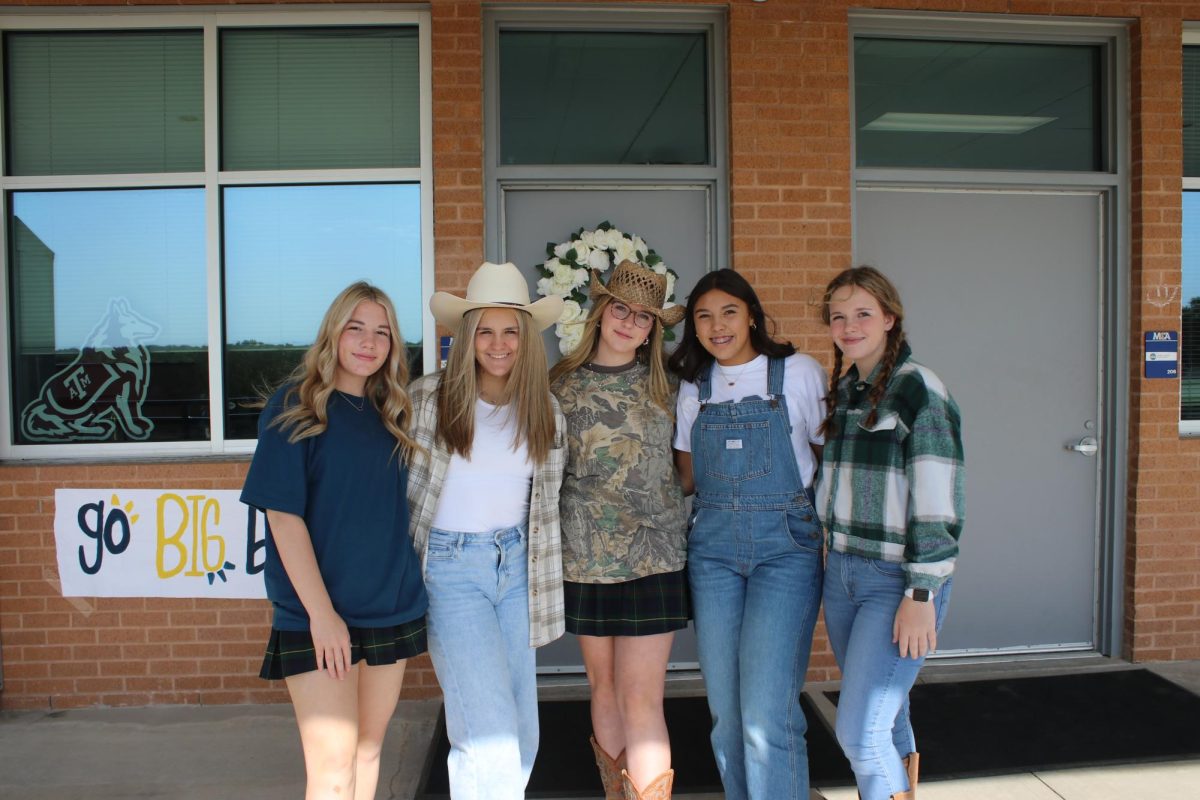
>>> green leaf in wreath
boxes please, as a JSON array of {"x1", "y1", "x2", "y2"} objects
[{"x1": 565, "y1": 247, "x2": 578, "y2": 263}]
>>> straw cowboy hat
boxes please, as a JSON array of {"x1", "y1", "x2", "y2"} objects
[
  {"x1": 590, "y1": 260, "x2": 686, "y2": 327},
  {"x1": 430, "y1": 261, "x2": 564, "y2": 331}
]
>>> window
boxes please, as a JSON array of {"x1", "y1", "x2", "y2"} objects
[
  {"x1": 499, "y1": 30, "x2": 708, "y2": 165},
  {"x1": 1183, "y1": 42, "x2": 1200, "y2": 428},
  {"x1": 1, "y1": 11, "x2": 432, "y2": 456},
  {"x1": 854, "y1": 38, "x2": 1102, "y2": 171}
]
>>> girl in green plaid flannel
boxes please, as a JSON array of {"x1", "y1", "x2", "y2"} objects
[{"x1": 817, "y1": 266, "x2": 964, "y2": 800}]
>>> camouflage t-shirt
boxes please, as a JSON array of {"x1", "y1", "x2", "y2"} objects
[{"x1": 552, "y1": 361, "x2": 688, "y2": 583}]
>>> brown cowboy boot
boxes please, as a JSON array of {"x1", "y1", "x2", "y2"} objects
[
  {"x1": 621, "y1": 768, "x2": 674, "y2": 800},
  {"x1": 590, "y1": 736, "x2": 626, "y2": 800}
]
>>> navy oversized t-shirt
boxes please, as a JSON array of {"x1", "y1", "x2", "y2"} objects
[{"x1": 241, "y1": 386, "x2": 427, "y2": 631}]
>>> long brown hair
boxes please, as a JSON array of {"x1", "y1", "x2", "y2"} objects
[
  {"x1": 436, "y1": 307, "x2": 557, "y2": 464},
  {"x1": 270, "y1": 281, "x2": 418, "y2": 461},
  {"x1": 818, "y1": 266, "x2": 906, "y2": 437},
  {"x1": 548, "y1": 295, "x2": 675, "y2": 416}
]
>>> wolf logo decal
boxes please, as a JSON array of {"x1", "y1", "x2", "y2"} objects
[{"x1": 21, "y1": 298, "x2": 161, "y2": 443}]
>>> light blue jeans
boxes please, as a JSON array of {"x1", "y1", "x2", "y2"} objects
[
  {"x1": 822, "y1": 550, "x2": 953, "y2": 800},
  {"x1": 688, "y1": 505, "x2": 824, "y2": 800},
  {"x1": 425, "y1": 525, "x2": 536, "y2": 800}
]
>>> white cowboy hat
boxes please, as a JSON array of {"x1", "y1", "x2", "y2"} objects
[{"x1": 430, "y1": 261, "x2": 564, "y2": 332}]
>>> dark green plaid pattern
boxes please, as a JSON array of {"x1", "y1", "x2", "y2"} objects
[
  {"x1": 564, "y1": 570, "x2": 690, "y2": 637},
  {"x1": 259, "y1": 617, "x2": 428, "y2": 680},
  {"x1": 816, "y1": 343, "x2": 965, "y2": 593}
]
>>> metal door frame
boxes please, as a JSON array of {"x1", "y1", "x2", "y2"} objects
[{"x1": 849, "y1": 11, "x2": 1131, "y2": 658}]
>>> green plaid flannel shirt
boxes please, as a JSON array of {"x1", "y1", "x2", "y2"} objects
[
  {"x1": 405, "y1": 373, "x2": 566, "y2": 648},
  {"x1": 816, "y1": 344, "x2": 965, "y2": 592}
]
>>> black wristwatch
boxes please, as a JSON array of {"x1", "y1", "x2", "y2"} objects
[{"x1": 905, "y1": 587, "x2": 932, "y2": 602}]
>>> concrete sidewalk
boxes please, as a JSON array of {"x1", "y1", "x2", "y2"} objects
[{"x1": 2, "y1": 659, "x2": 1198, "y2": 799}]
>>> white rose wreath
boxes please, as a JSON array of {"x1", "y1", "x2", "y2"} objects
[{"x1": 535, "y1": 221, "x2": 680, "y2": 355}]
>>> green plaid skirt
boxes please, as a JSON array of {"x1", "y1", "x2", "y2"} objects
[
  {"x1": 259, "y1": 616, "x2": 428, "y2": 680},
  {"x1": 565, "y1": 569, "x2": 690, "y2": 637}
]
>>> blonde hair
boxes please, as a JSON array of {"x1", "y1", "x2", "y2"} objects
[
  {"x1": 549, "y1": 295, "x2": 675, "y2": 416},
  {"x1": 270, "y1": 281, "x2": 418, "y2": 461},
  {"x1": 818, "y1": 266, "x2": 907, "y2": 437},
  {"x1": 436, "y1": 307, "x2": 557, "y2": 464}
]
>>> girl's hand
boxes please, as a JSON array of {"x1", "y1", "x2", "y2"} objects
[
  {"x1": 893, "y1": 597, "x2": 937, "y2": 659},
  {"x1": 310, "y1": 609, "x2": 352, "y2": 680}
]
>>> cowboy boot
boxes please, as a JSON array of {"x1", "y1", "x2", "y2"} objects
[
  {"x1": 621, "y1": 768, "x2": 674, "y2": 800},
  {"x1": 590, "y1": 735, "x2": 626, "y2": 800}
]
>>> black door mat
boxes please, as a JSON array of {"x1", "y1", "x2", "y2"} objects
[
  {"x1": 827, "y1": 668, "x2": 1200, "y2": 780},
  {"x1": 416, "y1": 693, "x2": 850, "y2": 798}
]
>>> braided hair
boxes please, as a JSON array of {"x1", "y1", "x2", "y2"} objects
[{"x1": 818, "y1": 266, "x2": 906, "y2": 437}]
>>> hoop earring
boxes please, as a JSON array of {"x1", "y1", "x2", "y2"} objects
[
  {"x1": 750, "y1": 321, "x2": 757, "y2": 329},
  {"x1": 642, "y1": 338, "x2": 649, "y2": 347}
]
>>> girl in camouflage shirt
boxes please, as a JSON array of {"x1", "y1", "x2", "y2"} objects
[{"x1": 549, "y1": 260, "x2": 689, "y2": 800}]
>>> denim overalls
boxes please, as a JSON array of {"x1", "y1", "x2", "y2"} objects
[{"x1": 687, "y1": 356, "x2": 824, "y2": 800}]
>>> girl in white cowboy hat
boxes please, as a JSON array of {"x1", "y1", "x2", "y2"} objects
[
  {"x1": 548, "y1": 260, "x2": 688, "y2": 800},
  {"x1": 406, "y1": 261, "x2": 565, "y2": 800}
]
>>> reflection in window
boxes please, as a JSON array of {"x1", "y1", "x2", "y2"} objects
[
  {"x1": 1182, "y1": 193, "x2": 1200, "y2": 420},
  {"x1": 223, "y1": 183, "x2": 424, "y2": 438},
  {"x1": 9, "y1": 190, "x2": 208, "y2": 444},
  {"x1": 499, "y1": 31, "x2": 708, "y2": 165},
  {"x1": 855, "y1": 38, "x2": 1102, "y2": 171}
]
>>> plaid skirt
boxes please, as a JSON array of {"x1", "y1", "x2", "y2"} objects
[
  {"x1": 565, "y1": 569, "x2": 690, "y2": 637},
  {"x1": 259, "y1": 616, "x2": 428, "y2": 680}
]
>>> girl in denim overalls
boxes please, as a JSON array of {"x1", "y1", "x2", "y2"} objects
[
  {"x1": 669, "y1": 269, "x2": 827, "y2": 800},
  {"x1": 817, "y1": 267, "x2": 964, "y2": 800}
]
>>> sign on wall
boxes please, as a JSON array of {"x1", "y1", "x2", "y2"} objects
[
  {"x1": 1145, "y1": 331, "x2": 1179, "y2": 379},
  {"x1": 54, "y1": 488, "x2": 267, "y2": 598}
]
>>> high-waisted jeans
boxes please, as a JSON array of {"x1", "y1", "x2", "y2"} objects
[
  {"x1": 823, "y1": 549, "x2": 953, "y2": 800},
  {"x1": 425, "y1": 525, "x2": 536, "y2": 800}
]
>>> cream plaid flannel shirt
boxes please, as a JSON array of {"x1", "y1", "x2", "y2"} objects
[{"x1": 405, "y1": 373, "x2": 566, "y2": 648}]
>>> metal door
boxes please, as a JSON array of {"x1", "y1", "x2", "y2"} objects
[
  {"x1": 855, "y1": 187, "x2": 1103, "y2": 653},
  {"x1": 501, "y1": 184, "x2": 713, "y2": 671}
]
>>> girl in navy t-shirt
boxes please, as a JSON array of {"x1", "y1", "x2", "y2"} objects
[{"x1": 241, "y1": 281, "x2": 427, "y2": 800}]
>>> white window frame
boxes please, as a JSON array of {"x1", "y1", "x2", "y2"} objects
[
  {"x1": 1182, "y1": 28, "x2": 1200, "y2": 436},
  {"x1": 0, "y1": 7, "x2": 435, "y2": 459}
]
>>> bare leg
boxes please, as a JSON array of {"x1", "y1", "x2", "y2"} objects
[
  {"x1": 287, "y1": 666, "x2": 361, "y2": 800},
  {"x1": 353, "y1": 661, "x2": 407, "y2": 800},
  {"x1": 614, "y1": 632, "x2": 674, "y2": 789},
  {"x1": 579, "y1": 635, "x2": 624, "y2": 757}
]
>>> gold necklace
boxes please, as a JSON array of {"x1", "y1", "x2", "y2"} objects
[
  {"x1": 715, "y1": 359, "x2": 754, "y2": 387},
  {"x1": 337, "y1": 390, "x2": 365, "y2": 411}
]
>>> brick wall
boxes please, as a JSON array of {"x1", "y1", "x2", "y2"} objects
[{"x1": 2, "y1": 0, "x2": 1200, "y2": 710}]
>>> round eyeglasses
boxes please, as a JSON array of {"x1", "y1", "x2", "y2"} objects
[{"x1": 608, "y1": 301, "x2": 656, "y2": 329}]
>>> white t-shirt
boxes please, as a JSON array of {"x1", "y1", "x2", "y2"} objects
[
  {"x1": 673, "y1": 353, "x2": 827, "y2": 487},
  {"x1": 432, "y1": 399, "x2": 533, "y2": 532}
]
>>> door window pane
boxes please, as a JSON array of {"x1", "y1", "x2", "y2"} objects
[
  {"x1": 9, "y1": 189, "x2": 208, "y2": 444},
  {"x1": 223, "y1": 183, "x2": 424, "y2": 438},
  {"x1": 5, "y1": 31, "x2": 203, "y2": 175},
  {"x1": 855, "y1": 38, "x2": 1102, "y2": 171},
  {"x1": 221, "y1": 27, "x2": 420, "y2": 171},
  {"x1": 499, "y1": 31, "x2": 708, "y2": 165}
]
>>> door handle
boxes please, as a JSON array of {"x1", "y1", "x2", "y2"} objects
[{"x1": 1065, "y1": 436, "x2": 1099, "y2": 457}]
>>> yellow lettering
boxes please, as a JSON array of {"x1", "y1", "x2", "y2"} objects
[
  {"x1": 201, "y1": 498, "x2": 226, "y2": 572},
  {"x1": 185, "y1": 495, "x2": 206, "y2": 576},
  {"x1": 156, "y1": 494, "x2": 188, "y2": 579}
]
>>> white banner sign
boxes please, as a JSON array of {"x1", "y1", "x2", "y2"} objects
[{"x1": 54, "y1": 488, "x2": 268, "y2": 599}]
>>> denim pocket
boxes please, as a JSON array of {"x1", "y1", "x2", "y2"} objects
[
  {"x1": 783, "y1": 507, "x2": 822, "y2": 552},
  {"x1": 699, "y1": 420, "x2": 772, "y2": 482},
  {"x1": 425, "y1": 532, "x2": 458, "y2": 562},
  {"x1": 868, "y1": 558, "x2": 906, "y2": 579}
]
